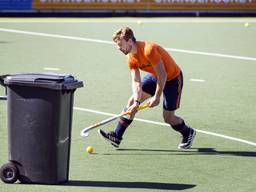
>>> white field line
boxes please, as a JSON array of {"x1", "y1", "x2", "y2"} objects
[
  {"x1": 0, "y1": 27, "x2": 256, "y2": 62},
  {"x1": 74, "y1": 106, "x2": 256, "y2": 147},
  {"x1": 43, "y1": 67, "x2": 60, "y2": 71},
  {"x1": 190, "y1": 79, "x2": 205, "y2": 82},
  {"x1": 0, "y1": 28, "x2": 113, "y2": 45},
  {"x1": 165, "y1": 47, "x2": 256, "y2": 61}
]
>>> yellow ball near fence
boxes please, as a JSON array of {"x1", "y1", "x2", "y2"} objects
[
  {"x1": 137, "y1": 20, "x2": 142, "y2": 25},
  {"x1": 86, "y1": 146, "x2": 94, "y2": 154},
  {"x1": 244, "y1": 22, "x2": 250, "y2": 28}
]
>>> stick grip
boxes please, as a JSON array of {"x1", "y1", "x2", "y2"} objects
[{"x1": 122, "y1": 103, "x2": 150, "y2": 116}]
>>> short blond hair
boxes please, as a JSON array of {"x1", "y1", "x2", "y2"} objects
[{"x1": 112, "y1": 27, "x2": 136, "y2": 43}]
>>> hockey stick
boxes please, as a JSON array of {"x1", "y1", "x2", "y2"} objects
[{"x1": 80, "y1": 103, "x2": 149, "y2": 137}]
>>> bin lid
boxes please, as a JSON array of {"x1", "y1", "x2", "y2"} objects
[{"x1": 1, "y1": 73, "x2": 84, "y2": 90}]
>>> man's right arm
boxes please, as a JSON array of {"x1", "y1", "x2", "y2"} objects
[
  {"x1": 128, "y1": 68, "x2": 142, "y2": 116},
  {"x1": 131, "y1": 68, "x2": 142, "y2": 103}
]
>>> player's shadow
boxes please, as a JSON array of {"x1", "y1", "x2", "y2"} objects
[
  {"x1": 64, "y1": 180, "x2": 196, "y2": 190},
  {"x1": 194, "y1": 148, "x2": 256, "y2": 157},
  {"x1": 114, "y1": 148, "x2": 256, "y2": 157}
]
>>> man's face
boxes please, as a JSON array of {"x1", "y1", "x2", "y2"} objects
[{"x1": 116, "y1": 38, "x2": 132, "y2": 55}]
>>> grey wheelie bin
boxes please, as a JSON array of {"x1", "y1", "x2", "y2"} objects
[{"x1": 0, "y1": 73, "x2": 83, "y2": 184}]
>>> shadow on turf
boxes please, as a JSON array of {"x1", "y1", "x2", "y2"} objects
[
  {"x1": 108, "y1": 148, "x2": 256, "y2": 157},
  {"x1": 195, "y1": 148, "x2": 256, "y2": 157},
  {"x1": 64, "y1": 180, "x2": 196, "y2": 190}
]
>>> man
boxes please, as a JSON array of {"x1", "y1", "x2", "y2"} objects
[{"x1": 98, "y1": 27, "x2": 196, "y2": 149}]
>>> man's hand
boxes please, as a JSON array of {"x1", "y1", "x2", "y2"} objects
[
  {"x1": 127, "y1": 102, "x2": 140, "y2": 117},
  {"x1": 148, "y1": 96, "x2": 160, "y2": 108}
]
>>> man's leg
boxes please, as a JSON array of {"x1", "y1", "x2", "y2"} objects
[
  {"x1": 162, "y1": 72, "x2": 196, "y2": 149},
  {"x1": 113, "y1": 93, "x2": 151, "y2": 139},
  {"x1": 163, "y1": 110, "x2": 196, "y2": 149},
  {"x1": 98, "y1": 92, "x2": 151, "y2": 147}
]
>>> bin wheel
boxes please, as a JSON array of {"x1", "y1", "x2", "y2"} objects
[{"x1": 0, "y1": 163, "x2": 19, "y2": 184}]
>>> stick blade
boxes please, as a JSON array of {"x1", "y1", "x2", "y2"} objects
[{"x1": 80, "y1": 131, "x2": 89, "y2": 137}]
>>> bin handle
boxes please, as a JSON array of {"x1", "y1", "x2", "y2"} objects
[
  {"x1": 0, "y1": 96, "x2": 7, "y2": 100},
  {"x1": 34, "y1": 75, "x2": 74, "y2": 83},
  {"x1": 0, "y1": 74, "x2": 10, "y2": 87},
  {"x1": 34, "y1": 78, "x2": 62, "y2": 83},
  {"x1": 0, "y1": 75, "x2": 8, "y2": 100}
]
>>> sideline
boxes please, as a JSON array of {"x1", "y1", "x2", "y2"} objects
[{"x1": 0, "y1": 27, "x2": 255, "y2": 61}]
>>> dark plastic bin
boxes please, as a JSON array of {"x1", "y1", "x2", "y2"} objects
[{"x1": 0, "y1": 73, "x2": 83, "y2": 184}]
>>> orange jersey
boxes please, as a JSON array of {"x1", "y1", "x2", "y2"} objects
[{"x1": 128, "y1": 41, "x2": 181, "y2": 81}]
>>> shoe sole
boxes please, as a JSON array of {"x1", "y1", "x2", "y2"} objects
[
  {"x1": 97, "y1": 129, "x2": 119, "y2": 148},
  {"x1": 178, "y1": 129, "x2": 196, "y2": 149}
]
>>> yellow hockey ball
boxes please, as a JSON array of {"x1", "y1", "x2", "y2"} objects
[{"x1": 86, "y1": 146, "x2": 94, "y2": 154}]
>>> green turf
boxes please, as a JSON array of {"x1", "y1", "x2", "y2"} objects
[{"x1": 0, "y1": 18, "x2": 256, "y2": 192}]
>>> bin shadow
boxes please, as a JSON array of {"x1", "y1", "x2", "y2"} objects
[{"x1": 64, "y1": 180, "x2": 196, "y2": 190}]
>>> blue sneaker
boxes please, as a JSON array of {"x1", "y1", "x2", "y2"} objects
[
  {"x1": 178, "y1": 128, "x2": 196, "y2": 149},
  {"x1": 98, "y1": 129, "x2": 121, "y2": 148}
]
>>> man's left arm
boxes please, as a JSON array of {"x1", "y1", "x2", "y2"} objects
[{"x1": 149, "y1": 59, "x2": 167, "y2": 107}]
